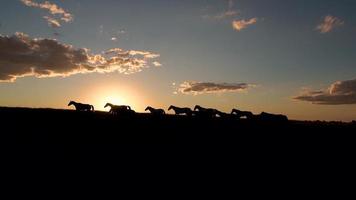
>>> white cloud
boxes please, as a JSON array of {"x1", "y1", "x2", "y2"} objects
[
  {"x1": 316, "y1": 15, "x2": 344, "y2": 33},
  {"x1": 232, "y1": 18, "x2": 257, "y2": 31},
  {"x1": 0, "y1": 32, "x2": 160, "y2": 82}
]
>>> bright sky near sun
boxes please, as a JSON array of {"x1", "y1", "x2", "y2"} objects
[{"x1": 0, "y1": 0, "x2": 356, "y2": 121}]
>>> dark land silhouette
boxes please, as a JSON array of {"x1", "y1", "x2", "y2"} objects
[{"x1": 1, "y1": 106, "x2": 355, "y2": 160}]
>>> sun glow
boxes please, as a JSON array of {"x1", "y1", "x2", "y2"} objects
[{"x1": 86, "y1": 85, "x2": 146, "y2": 112}]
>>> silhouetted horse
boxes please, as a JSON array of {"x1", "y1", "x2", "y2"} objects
[
  {"x1": 215, "y1": 110, "x2": 232, "y2": 118},
  {"x1": 168, "y1": 105, "x2": 192, "y2": 116},
  {"x1": 231, "y1": 109, "x2": 254, "y2": 119},
  {"x1": 194, "y1": 105, "x2": 218, "y2": 117},
  {"x1": 258, "y1": 112, "x2": 288, "y2": 122},
  {"x1": 104, "y1": 103, "x2": 131, "y2": 115},
  {"x1": 68, "y1": 101, "x2": 94, "y2": 112},
  {"x1": 145, "y1": 106, "x2": 165, "y2": 115}
]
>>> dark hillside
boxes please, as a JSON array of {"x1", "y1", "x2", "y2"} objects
[{"x1": 1, "y1": 107, "x2": 355, "y2": 160}]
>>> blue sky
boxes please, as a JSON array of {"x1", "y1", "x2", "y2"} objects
[{"x1": 0, "y1": 0, "x2": 356, "y2": 121}]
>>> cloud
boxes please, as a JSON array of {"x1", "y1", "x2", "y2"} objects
[
  {"x1": 20, "y1": 0, "x2": 73, "y2": 27},
  {"x1": 203, "y1": 0, "x2": 238, "y2": 20},
  {"x1": 177, "y1": 81, "x2": 253, "y2": 95},
  {"x1": 232, "y1": 18, "x2": 257, "y2": 31},
  {"x1": 294, "y1": 79, "x2": 356, "y2": 105},
  {"x1": 214, "y1": 10, "x2": 239, "y2": 19},
  {"x1": 316, "y1": 15, "x2": 344, "y2": 33},
  {"x1": 111, "y1": 37, "x2": 117, "y2": 41},
  {"x1": 153, "y1": 61, "x2": 162, "y2": 67},
  {"x1": 0, "y1": 32, "x2": 160, "y2": 82},
  {"x1": 43, "y1": 16, "x2": 61, "y2": 28}
]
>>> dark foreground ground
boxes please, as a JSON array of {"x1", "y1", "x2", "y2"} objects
[{"x1": 1, "y1": 107, "x2": 355, "y2": 160}]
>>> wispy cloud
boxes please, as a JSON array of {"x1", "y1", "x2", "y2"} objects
[
  {"x1": 153, "y1": 61, "x2": 162, "y2": 67},
  {"x1": 232, "y1": 18, "x2": 257, "y2": 31},
  {"x1": 294, "y1": 78, "x2": 356, "y2": 105},
  {"x1": 316, "y1": 15, "x2": 344, "y2": 33},
  {"x1": 204, "y1": 0, "x2": 238, "y2": 20},
  {"x1": 43, "y1": 16, "x2": 61, "y2": 28},
  {"x1": 0, "y1": 33, "x2": 160, "y2": 82},
  {"x1": 214, "y1": 10, "x2": 239, "y2": 20},
  {"x1": 177, "y1": 81, "x2": 253, "y2": 95},
  {"x1": 20, "y1": 0, "x2": 73, "y2": 28}
]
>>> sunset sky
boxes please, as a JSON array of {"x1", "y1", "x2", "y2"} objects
[{"x1": 0, "y1": 0, "x2": 356, "y2": 121}]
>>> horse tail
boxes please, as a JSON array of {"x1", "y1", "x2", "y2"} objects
[{"x1": 91, "y1": 105, "x2": 95, "y2": 111}]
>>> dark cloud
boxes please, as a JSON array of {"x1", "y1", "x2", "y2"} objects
[
  {"x1": 294, "y1": 79, "x2": 356, "y2": 105},
  {"x1": 178, "y1": 81, "x2": 252, "y2": 95},
  {"x1": 0, "y1": 32, "x2": 160, "y2": 82}
]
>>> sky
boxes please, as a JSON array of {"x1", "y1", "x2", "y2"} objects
[{"x1": 0, "y1": 0, "x2": 356, "y2": 121}]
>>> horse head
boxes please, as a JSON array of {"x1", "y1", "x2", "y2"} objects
[
  {"x1": 145, "y1": 106, "x2": 151, "y2": 111},
  {"x1": 194, "y1": 105, "x2": 201, "y2": 111},
  {"x1": 168, "y1": 105, "x2": 174, "y2": 110},
  {"x1": 231, "y1": 108, "x2": 239, "y2": 114},
  {"x1": 104, "y1": 103, "x2": 111, "y2": 108},
  {"x1": 68, "y1": 101, "x2": 75, "y2": 106}
]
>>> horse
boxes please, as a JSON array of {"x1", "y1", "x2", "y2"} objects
[
  {"x1": 194, "y1": 105, "x2": 218, "y2": 117},
  {"x1": 231, "y1": 108, "x2": 254, "y2": 119},
  {"x1": 68, "y1": 101, "x2": 94, "y2": 112},
  {"x1": 104, "y1": 103, "x2": 131, "y2": 115},
  {"x1": 145, "y1": 106, "x2": 165, "y2": 115},
  {"x1": 168, "y1": 105, "x2": 193, "y2": 116},
  {"x1": 258, "y1": 112, "x2": 288, "y2": 122},
  {"x1": 215, "y1": 110, "x2": 232, "y2": 118}
]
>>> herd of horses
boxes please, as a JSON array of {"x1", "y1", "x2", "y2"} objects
[{"x1": 67, "y1": 100, "x2": 288, "y2": 121}]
